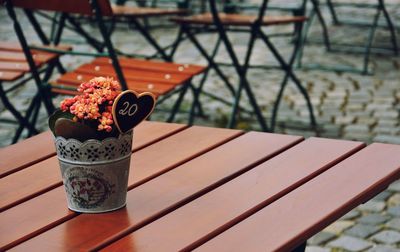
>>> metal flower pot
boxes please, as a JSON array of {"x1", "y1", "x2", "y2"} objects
[{"x1": 54, "y1": 130, "x2": 133, "y2": 213}]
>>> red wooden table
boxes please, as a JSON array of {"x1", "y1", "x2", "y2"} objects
[{"x1": 1, "y1": 121, "x2": 400, "y2": 251}]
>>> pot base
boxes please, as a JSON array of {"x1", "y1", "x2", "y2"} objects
[{"x1": 68, "y1": 203, "x2": 127, "y2": 213}]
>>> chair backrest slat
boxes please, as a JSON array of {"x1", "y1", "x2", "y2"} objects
[{"x1": 4, "y1": 0, "x2": 113, "y2": 16}]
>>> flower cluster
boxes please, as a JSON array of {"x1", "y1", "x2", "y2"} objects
[{"x1": 60, "y1": 77, "x2": 121, "y2": 132}]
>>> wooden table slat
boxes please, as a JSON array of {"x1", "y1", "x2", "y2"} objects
[
  {"x1": 195, "y1": 143, "x2": 400, "y2": 252},
  {"x1": 0, "y1": 70, "x2": 25, "y2": 81},
  {"x1": 99, "y1": 138, "x2": 365, "y2": 252},
  {"x1": 111, "y1": 5, "x2": 187, "y2": 18},
  {"x1": 0, "y1": 50, "x2": 58, "y2": 64},
  {"x1": 56, "y1": 72, "x2": 175, "y2": 95},
  {"x1": 0, "y1": 127, "x2": 241, "y2": 248},
  {"x1": 0, "y1": 42, "x2": 72, "y2": 52},
  {"x1": 0, "y1": 187, "x2": 75, "y2": 251},
  {"x1": 5, "y1": 132, "x2": 301, "y2": 251},
  {"x1": 0, "y1": 131, "x2": 54, "y2": 178},
  {"x1": 75, "y1": 63, "x2": 191, "y2": 85},
  {"x1": 0, "y1": 121, "x2": 184, "y2": 178},
  {"x1": 0, "y1": 121, "x2": 187, "y2": 211},
  {"x1": 0, "y1": 61, "x2": 31, "y2": 72},
  {"x1": 126, "y1": 126, "x2": 242, "y2": 189},
  {"x1": 129, "y1": 121, "x2": 188, "y2": 152},
  {"x1": 93, "y1": 57, "x2": 206, "y2": 76},
  {"x1": 5, "y1": 122, "x2": 400, "y2": 252}
]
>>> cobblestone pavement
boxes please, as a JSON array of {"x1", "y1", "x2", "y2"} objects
[{"x1": 0, "y1": 2, "x2": 399, "y2": 251}]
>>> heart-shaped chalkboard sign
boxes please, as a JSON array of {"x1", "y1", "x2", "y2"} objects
[{"x1": 112, "y1": 90, "x2": 156, "y2": 133}]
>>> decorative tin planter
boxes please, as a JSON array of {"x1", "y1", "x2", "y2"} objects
[{"x1": 54, "y1": 130, "x2": 133, "y2": 213}]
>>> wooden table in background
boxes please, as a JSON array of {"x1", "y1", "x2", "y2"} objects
[{"x1": 1, "y1": 121, "x2": 400, "y2": 251}]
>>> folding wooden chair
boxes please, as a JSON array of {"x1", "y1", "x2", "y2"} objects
[
  {"x1": 172, "y1": 0, "x2": 317, "y2": 132},
  {"x1": 4, "y1": 0, "x2": 206, "y2": 123},
  {"x1": 0, "y1": 41, "x2": 70, "y2": 143},
  {"x1": 109, "y1": 0, "x2": 191, "y2": 61},
  {"x1": 297, "y1": 0, "x2": 399, "y2": 75},
  {"x1": 40, "y1": 0, "x2": 190, "y2": 62}
]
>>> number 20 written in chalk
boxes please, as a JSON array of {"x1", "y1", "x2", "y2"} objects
[{"x1": 119, "y1": 101, "x2": 138, "y2": 116}]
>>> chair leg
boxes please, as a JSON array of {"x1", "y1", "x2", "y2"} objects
[
  {"x1": 65, "y1": 15, "x2": 105, "y2": 52},
  {"x1": 227, "y1": 80, "x2": 268, "y2": 131},
  {"x1": 310, "y1": 0, "x2": 332, "y2": 51},
  {"x1": 379, "y1": 0, "x2": 398, "y2": 54},
  {"x1": 188, "y1": 67, "x2": 210, "y2": 125},
  {"x1": 0, "y1": 83, "x2": 39, "y2": 143},
  {"x1": 6, "y1": 2, "x2": 55, "y2": 116},
  {"x1": 27, "y1": 94, "x2": 42, "y2": 137},
  {"x1": 229, "y1": 32, "x2": 254, "y2": 129},
  {"x1": 183, "y1": 26, "x2": 236, "y2": 97},
  {"x1": 168, "y1": 27, "x2": 185, "y2": 60},
  {"x1": 226, "y1": 27, "x2": 268, "y2": 132},
  {"x1": 296, "y1": 9, "x2": 315, "y2": 68},
  {"x1": 39, "y1": 65, "x2": 56, "y2": 114},
  {"x1": 362, "y1": 7, "x2": 381, "y2": 75},
  {"x1": 186, "y1": 34, "x2": 232, "y2": 124},
  {"x1": 12, "y1": 93, "x2": 41, "y2": 142},
  {"x1": 91, "y1": 1, "x2": 128, "y2": 91},
  {"x1": 236, "y1": 77, "x2": 269, "y2": 131},
  {"x1": 227, "y1": 82, "x2": 243, "y2": 129},
  {"x1": 25, "y1": 9, "x2": 67, "y2": 74},
  {"x1": 182, "y1": 25, "x2": 269, "y2": 131},
  {"x1": 270, "y1": 74, "x2": 289, "y2": 132},
  {"x1": 24, "y1": 9, "x2": 51, "y2": 46},
  {"x1": 188, "y1": 85, "x2": 201, "y2": 125},
  {"x1": 258, "y1": 30, "x2": 317, "y2": 132},
  {"x1": 167, "y1": 82, "x2": 190, "y2": 122},
  {"x1": 297, "y1": 1, "x2": 333, "y2": 74},
  {"x1": 273, "y1": 21, "x2": 308, "y2": 132},
  {"x1": 49, "y1": 13, "x2": 60, "y2": 42},
  {"x1": 326, "y1": 0, "x2": 340, "y2": 25},
  {"x1": 128, "y1": 17, "x2": 173, "y2": 62}
]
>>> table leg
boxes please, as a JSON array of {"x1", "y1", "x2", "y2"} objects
[{"x1": 292, "y1": 242, "x2": 307, "y2": 252}]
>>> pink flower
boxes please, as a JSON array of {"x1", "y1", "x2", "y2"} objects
[
  {"x1": 60, "y1": 77, "x2": 121, "y2": 132},
  {"x1": 98, "y1": 112, "x2": 114, "y2": 132}
]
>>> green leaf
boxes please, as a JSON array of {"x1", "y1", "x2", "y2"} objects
[
  {"x1": 54, "y1": 118, "x2": 98, "y2": 141},
  {"x1": 48, "y1": 109, "x2": 74, "y2": 135}
]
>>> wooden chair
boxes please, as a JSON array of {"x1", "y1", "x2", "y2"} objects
[
  {"x1": 172, "y1": 0, "x2": 317, "y2": 132},
  {"x1": 108, "y1": 0, "x2": 190, "y2": 61},
  {"x1": 4, "y1": 0, "x2": 206, "y2": 123},
  {"x1": 41, "y1": 0, "x2": 190, "y2": 62},
  {"x1": 0, "y1": 41, "x2": 70, "y2": 144},
  {"x1": 297, "y1": 0, "x2": 399, "y2": 75}
]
